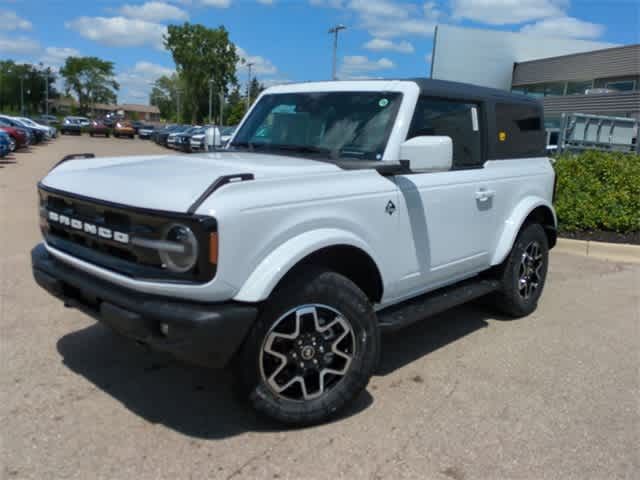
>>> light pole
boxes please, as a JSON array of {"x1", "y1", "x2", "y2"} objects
[
  {"x1": 20, "y1": 75, "x2": 24, "y2": 115},
  {"x1": 176, "y1": 88, "x2": 182, "y2": 123},
  {"x1": 208, "y1": 78, "x2": 214, "y2": 124},
  {"x1": 328, "y1": 24, "x2": 346, "y2": 80},
  {"x1": 246, "y1": 62, "x2": 254, "y2": 110},
  {"x1": 219, "y1": 89, "x2": 224, "y2": 126}
]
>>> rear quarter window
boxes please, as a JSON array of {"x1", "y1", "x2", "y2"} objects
[{"x1": 495, "y1": 102, "x2": 545, "y2": 158}]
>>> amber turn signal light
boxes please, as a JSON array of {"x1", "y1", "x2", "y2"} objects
[{"x1": 209, "y1": 232, "x2": 218, "y2": 265}]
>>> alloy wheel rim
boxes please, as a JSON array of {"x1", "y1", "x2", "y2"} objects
[
  {"x1": 259, "y1": 304, "x2": 356, "y2": 402},
  {"x1": 518, "y1": 241, "x2": 544, "y2": 300}
]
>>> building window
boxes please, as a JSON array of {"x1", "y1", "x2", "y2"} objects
[
  {"x1": 512, "y1": 82, "x2": 565, "y2": 97},
  {"x1": 605, "y1": 80, "x2": 636, "y2": 92},
  {"x1": 407, "y1": 97, "x2": 483, "y2": 168},
  {"x1": 566, "y1": 80, "x2": 593, "y2": 95}
]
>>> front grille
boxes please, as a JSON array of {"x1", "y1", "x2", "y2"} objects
[{"x1": 38, "y1": 186, "x2": 217, "y2": 283}]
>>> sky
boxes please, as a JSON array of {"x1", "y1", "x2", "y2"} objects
[{"x1": 1, "y1": 0, "x2": 638, "y2": 104}]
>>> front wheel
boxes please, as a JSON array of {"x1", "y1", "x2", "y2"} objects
[
  {"x1": 236, "y1": 269, "x2": 379, "y2": 426},
  {"x1": 494, "y1": 223, "x2": 549, "y2": 318}
]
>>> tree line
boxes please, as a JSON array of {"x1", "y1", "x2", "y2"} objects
[{"x1": 1, "y1": 22, "x2": 265, "y2": 124}]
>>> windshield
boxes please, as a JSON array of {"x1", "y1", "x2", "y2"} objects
[{"x1": 230, "y1": 91, "x2": 402, "y2": 161}]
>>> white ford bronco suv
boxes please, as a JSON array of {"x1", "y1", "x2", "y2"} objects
[{"x1": 33, "y1": 79, "x2": 556, "y2": 425}]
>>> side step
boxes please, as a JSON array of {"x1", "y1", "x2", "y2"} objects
[{"x1": 378, "y1": 277, "x2": 500, "y2": 332}]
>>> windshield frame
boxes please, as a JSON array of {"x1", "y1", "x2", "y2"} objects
[{"x1": 229, "y1": 90, "x2": 405, "y2": 163}]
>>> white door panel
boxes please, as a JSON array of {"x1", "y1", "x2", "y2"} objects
[{"x1": 393, "y1": 168, "x2": 499, "y2": 291}]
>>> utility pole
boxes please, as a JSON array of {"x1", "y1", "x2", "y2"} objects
[
  {"x1": 328, "y1": 24, "x2": 346, "y2": 80},
  {"x1": 44, "y1": 73, "x2": 49, "y2": 117},
  {"x1": 208, "y1": 78, "x2": 214, "y2": 124},
  {"x1": 20, "y1": 76, "x2": 24, "y2": 115},
  {"x1": 246, "y1": 62, "x2": 254, "y2": 110},
  {"x1": 176, "y1": 88, "x2": 182, "y2": 123},
  {"x1": 219, "y1": 89, "x2": 224, "y2": 126}
]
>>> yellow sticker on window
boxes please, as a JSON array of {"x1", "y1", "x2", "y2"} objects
[{"x1": 499, "y1": 131, "x2": 507, "y2": 142}]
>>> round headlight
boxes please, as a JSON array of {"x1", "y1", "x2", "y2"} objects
[{"x1": 159, "y1": 224, "x2": 198, "y2": 273}]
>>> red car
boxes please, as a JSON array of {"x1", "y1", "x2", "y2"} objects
[
  {"x1": 0, "y1": 125, "x2": 29, "y2": 150},
  {"x1": 88, "y1": 120, "x2": 110, "y2": 137}
]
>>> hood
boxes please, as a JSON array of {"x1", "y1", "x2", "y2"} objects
[{"x1": 42, "y1": 151, "x2": 342, "y2": 213}]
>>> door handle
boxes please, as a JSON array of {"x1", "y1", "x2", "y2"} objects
[{"x1": 475, "y1": 189, "x2": 495, "y2": 202}]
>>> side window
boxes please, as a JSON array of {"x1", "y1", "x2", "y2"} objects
[
  {"x1": 407, "y1": 97, "x2": 483, "y2": 169},
  {"x1": 495, "y1": 102, "x2": 545, "y2": 158}
]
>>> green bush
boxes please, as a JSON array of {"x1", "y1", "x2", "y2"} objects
[{"x1": 554, "y1": 150, "x2": 640, "y2": 233}]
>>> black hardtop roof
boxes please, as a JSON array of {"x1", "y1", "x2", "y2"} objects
[{"x1": 409, "y1": 78, "x2": 539, "y2": 106}]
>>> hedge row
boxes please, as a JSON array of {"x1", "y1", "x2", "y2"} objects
[{"x1": 553, "y1": 150, "x2": 640, "y2": 233}]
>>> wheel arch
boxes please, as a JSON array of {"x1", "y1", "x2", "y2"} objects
[
  {"x1": 491, "y1": 197, "x2": 557, "y2": 266},
  {"x1": 233, "y1": 229, "x2": 385, "y2": 304}
]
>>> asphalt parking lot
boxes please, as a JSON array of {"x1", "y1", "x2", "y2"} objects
[{"x1": 1, "y1": 135, "x2": 638, "y2": 480}]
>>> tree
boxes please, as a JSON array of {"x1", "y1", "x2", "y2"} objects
[
  {"x1": 224, "y1": 86, "x2": 247, "y2": 125},
  {"x1": 0, "y1": 60, "x2": 59, "y2": 114},
  {"x1": 150, "y1": 73, "x2": 182, "y2": 121},
  {"x1": 164, "y1": 23, "x2": 239, "y2": 123},
  {"x1": 60, "y1": 56, "x2": 119, "y2": 115},
  {"x1": 248, "y1": 77, "x2": 265, "y2": 105}
]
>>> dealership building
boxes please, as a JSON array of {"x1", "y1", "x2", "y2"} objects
[{"x1": 430, "y1": 26, "x2": 640, "y2": 127}]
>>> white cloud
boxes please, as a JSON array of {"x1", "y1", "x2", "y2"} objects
[
  {"x1": 39, "y1": 47, "x2": 81, "y2": 69},
  {"x1": 520, "y1": 16, "x2": 604, "y2": 39},
  {"x1": 450, "y1": 0, "x2": 567, "y2": 26},
  {"x1": 66, "y1": 16, "x2": 167, "y2": 50},
  {"x1": 200, "y1": 0, "x2": 232, "y2": 7},
  {"x1": 338, "y1": 55, "x2": 395, "y2": 78},
  {"x1": 119, "y1": 1, "x2": 189, "y2": 22},
  {"x1": 364, "y1": 38, "x2": 414, "y2": 53},
  {"x1": 236, "y1": 46, "x2": 278, "y2": 76},
  {"x1": 425, "y1": 53, "x2": 432, "y2": 64},
  {"x1": 0, "y1": 35, "x2": 40, "y2": 55},
  {"x1": 311, "y1": 0, "x2": 439, "y2": 38},
  {"x1": 257, "y1": 0, "x2": 275, "y2": 4},
  {"x1": 0, "y1": 10, "x2": 32, "y2": 31},
  {"x1": 117, "y1": 61, "x2": 176, "y2": 103}
]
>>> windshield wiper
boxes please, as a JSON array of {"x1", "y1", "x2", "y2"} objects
[
  {"x1": 268, "y1": 144, "x2": 335, "y2": 157},
  {"x1": 230, "y1": 141, "x2": 255, "y2": 151}
]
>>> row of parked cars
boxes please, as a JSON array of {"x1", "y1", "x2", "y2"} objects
[
  {"x1": 57, "y1": 116, "x2": 236, "y2": 152},
  {"x1": 151, "y1": 124, "x2": 236, "y2": 152},
  {"x1": 0, "y1": 114, "x2": 58, "y2": 157},
  {"x1": 59, "y1": 116, "x2": 151, "y2": 139}
]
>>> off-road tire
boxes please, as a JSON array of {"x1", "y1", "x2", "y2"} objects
[
  {"x1": 236, "y1": 268, "x2": 379, "y2": 426},
  {"x1": 494, "y1": 223, "x2": 549, "y2": 318}
]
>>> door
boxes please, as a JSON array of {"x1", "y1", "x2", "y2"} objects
[{"x1": 393, "y1": 97, "x2": 500, "y2": 295}]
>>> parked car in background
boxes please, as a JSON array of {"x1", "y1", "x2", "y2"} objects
[
  {"x1": 154, "y1": 125, "x2": 185, "y2": 146},
  {"x1": 74, "y1": 116, "x2": 91, "y2": 128},
  {"x1": 60, "y1": 117, "x2": 83, "y2": 135},
  {"x1": 88, "y1": 120, "x2": 110, "y2": 137},
  {"x1": 37, "y1": 114, "x2": 59, "y2": 126},
  {"x1": 114, "y1": 121, "x2": 135, "y2": 138},
  {"x1": 0, "y1": 130, "x2": 10, "y2": 157},
  {"x1": 168, "y1": 126, "x2": 200, "y2": 149},
  {"x1": 137, "y1": 124, "x2": 155, "y2": 139},
  {"x1": 0, "y1": 115, "x2": 44, "y2": 143},
  {"x1": 0, "y1": 122, "x2": 30, "y2": 150},
  {"x1": 173, "y1": 126, "x2": 205, "y2": 152},
  {"x1": 220, "y1": 126, "x2": 236, "y2": 145},
  {"x1": 18, "y1": 117, "x2": 56, "y2": 139},
  {"x1": 131, "y1": 120, "x2": 145, "y2": 134}
]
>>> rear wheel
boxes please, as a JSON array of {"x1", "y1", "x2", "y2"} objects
[
  {"x1": 494, "y1": 223, "x2": 549, "y2": 317},
  {"x1": 237, "y1": 268, "x2": 379, "y2": 425}
]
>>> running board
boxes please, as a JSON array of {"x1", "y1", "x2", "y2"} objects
[{"x1": 378, "y1": 277, "x2": 500, "y2": 332}]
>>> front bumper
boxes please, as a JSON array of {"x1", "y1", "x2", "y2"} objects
[{"x1": 32, "y1": 244, "x2": 258, "y2": 368}]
